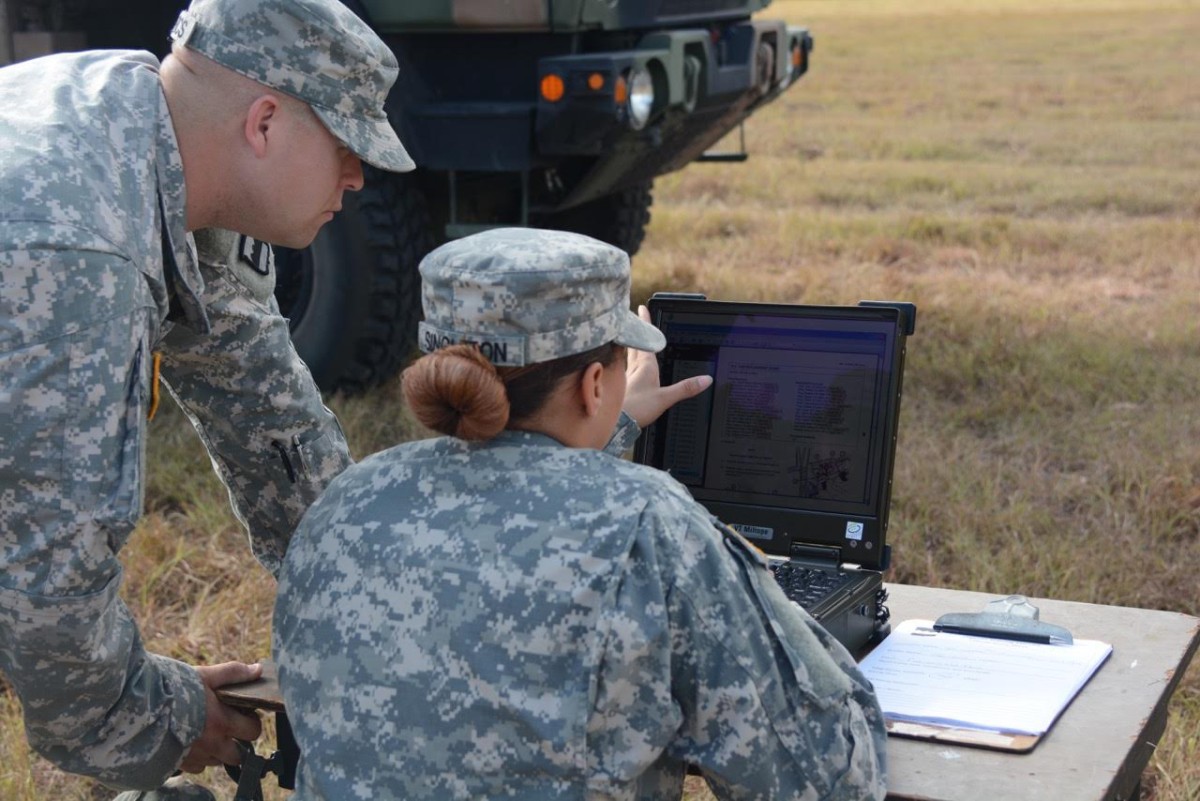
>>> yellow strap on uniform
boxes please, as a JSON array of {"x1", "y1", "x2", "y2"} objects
[{"x1": 147, "y1": 351, "x2": 162, "y2": 422}]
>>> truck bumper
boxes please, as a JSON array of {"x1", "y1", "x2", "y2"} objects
[{"x1": 535, "y1": 21, "x2": 812, "y2": 207}]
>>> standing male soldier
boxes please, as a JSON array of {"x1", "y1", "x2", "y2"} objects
[{"x1": 0, "y1": 0, "x2": 413, "y2": 794}]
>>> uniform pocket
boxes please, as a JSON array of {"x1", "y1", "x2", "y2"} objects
[
  {"x1": 718, "y1": 523, "x2": 857, "y2": 707},
  {"x1": 111, "y1": 336, "x2": 149, "y2": 532},
  {"x1": 65, "y1": 310, "x2": 152, "y2": 561},
  {"x1": 0, "y1": 569, "x2": 132, "y2": 736}
]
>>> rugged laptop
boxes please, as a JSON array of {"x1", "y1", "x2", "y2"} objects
[{"x1": 634, "y1": 294, "x2": 916, "y2": 656}]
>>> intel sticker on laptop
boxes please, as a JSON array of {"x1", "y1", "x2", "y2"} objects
[{"x1": 845, "y1": 521, "x2": 864, "y2": 541}]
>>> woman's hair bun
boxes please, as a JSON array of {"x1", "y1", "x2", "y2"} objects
[{"x1": 401, "y1": 344, "x2": 509, "y2": 440}]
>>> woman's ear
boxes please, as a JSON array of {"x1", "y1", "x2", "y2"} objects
[
  {"x1": 243, "y1": 94, "x2": 280, "y2": 158},
  {"x1": 579, "y1": 361, "x2": 605, "y2": 417}
]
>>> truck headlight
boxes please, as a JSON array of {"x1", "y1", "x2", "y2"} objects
[{"x1": 626, "y1": 67, "x2": 654, "y2": 130}]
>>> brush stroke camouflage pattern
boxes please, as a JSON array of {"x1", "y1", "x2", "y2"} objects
[
  {"x1": 275, "y1": 431, "x2": 886, "y2": 800},
  {"x1": 172, "y1": 0, "x2": 414, "y2": 173},
  {"x1": 0, "y1": 50, "x2": 350, "y2": 789},
  {"x1": 417, "y1": 228, "x2": 665, "y2": 367}
]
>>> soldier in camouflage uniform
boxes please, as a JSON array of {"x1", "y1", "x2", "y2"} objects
[
  {"x1": 0, "y1": 0, "x2": 414, "y2": 793},
  {"x1": 273, "y1": 228, "x2": 887, "y2": 801}
]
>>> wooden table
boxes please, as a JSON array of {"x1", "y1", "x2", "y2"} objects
[{"x1": 880, "y1": 584, "x2": 1200, "y2": 801}]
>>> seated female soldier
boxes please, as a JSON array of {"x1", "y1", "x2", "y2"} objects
[{"x1": 272, "y1": 228, "x2": 886, "y2": 801}]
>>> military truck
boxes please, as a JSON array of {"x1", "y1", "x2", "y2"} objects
[{"x1": 1, "y1": 0, "x2": 812, "y2": 392}]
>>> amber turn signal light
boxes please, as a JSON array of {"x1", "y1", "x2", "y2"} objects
[{"x1": 540, "y1": 73, "x2": 565, "y2": 102}]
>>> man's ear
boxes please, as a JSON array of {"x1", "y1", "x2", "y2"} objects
[
  {"x1": 579, "y1": 361, "x2": 605, "y2": 418},
  {"x1": 243, "y1": 95, "x2": 281, "y2": 158}
]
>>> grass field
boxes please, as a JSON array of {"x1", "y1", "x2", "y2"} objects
[{"x1": 3, "y1": 0, "x2": 1198, "y2": 798}]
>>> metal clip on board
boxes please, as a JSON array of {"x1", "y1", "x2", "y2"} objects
[{"x1": 933, "y1": 594, "x2": 1074, "y2": 645}]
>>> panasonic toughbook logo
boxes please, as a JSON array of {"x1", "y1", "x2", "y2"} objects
[{"x1": 730, "y1": 523, "x2": 773, "y2": 541}]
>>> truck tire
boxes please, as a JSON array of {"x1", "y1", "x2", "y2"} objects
[
  {"x1": 273, "y1": 167, "x2": 434, "y2": 394},
  {"x1": 540, "y1": 180, "x2": 654, "y2": 257}
]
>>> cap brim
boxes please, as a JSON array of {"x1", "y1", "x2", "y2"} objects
[
  {"x1": 314, "y1": 106, "x2": 416, "y2": 173},
  {"x1": 613, "y1": 309, "x2": 666, "y2": 353}
]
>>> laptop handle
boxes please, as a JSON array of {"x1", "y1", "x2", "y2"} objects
[
  {"x1": 858, "y1": 300, "x2": 917, "y2": 336},
  {"x1": 647, "y1": 294, "x2": 915, "y2": 337},
  {"x1": 649, "y1": 292, "x2": 708, "y2": 301}
]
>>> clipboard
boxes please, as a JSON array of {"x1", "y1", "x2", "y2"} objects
[
  {"x1": 859, "y1": 601, "x2": 1112, "y2": 753},
  {"x1": 216, "y1": 659, "x2": 286, "y2": 712},
  {"x1": 213, "y1": 660, "x2": 299, "y2": 798},
  {"x1": 883, "y1": 719, "x2": 1041, "y2": 753}
]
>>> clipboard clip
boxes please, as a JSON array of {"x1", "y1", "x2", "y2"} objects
[{"x1": 933, "y1": 594, "x2": 1074, "y2": 645}]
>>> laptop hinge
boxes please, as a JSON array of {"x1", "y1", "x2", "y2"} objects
[{"x1": 789, "y1": 543, "x2": 842, "y2": 568}]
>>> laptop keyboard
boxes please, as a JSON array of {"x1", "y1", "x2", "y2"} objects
[{"x1": 769, "y1": 562, "x2": 854, "y2": 609}]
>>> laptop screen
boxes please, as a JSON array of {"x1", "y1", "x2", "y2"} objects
[{"x1": 636, "y1": 298, "x2": 910, "y2": 569}]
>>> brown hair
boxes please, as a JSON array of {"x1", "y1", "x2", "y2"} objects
[{"x1": 402, "y1": 342, "x2": 625, "y2": 441}]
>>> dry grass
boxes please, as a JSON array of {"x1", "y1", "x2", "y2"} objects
[{"x1": 3, "y1": 0, "x2": 1199, "y2": 798}]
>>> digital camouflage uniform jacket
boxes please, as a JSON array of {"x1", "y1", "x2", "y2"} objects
[
  {"x1": 274, "y1": 430, "x2": 887, "y2": 801},
  {"x1": 0, "y1": 51, "x2": 351, "y2": 788}
]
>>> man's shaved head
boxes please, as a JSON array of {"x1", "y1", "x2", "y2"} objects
[{"x1": 162, "y1": 45, "x2": 320, "y2": 135}]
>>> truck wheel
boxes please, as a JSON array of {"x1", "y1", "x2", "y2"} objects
[
  {"x1": 541, "y1": 180, "x2": 654, "y2": 257},
  {"x1": 273, "y1": 167, "x2": 434, "y2": 394}
]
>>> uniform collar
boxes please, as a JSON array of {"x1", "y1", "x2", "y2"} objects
[
  {"x1": 155, "y1": 84, "x2": 211, "y2": 334},
  {"x1": 489, "y1": 429, "x2": 573, "y2": 450}
]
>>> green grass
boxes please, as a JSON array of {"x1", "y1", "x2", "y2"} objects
[{"x1": 3, "y1": 0, "x2": 1199, "y2": 798}]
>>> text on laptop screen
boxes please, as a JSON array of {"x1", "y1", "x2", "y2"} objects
[{"x1": 646, "y1": 310, "x2": 897, "y2": 518}]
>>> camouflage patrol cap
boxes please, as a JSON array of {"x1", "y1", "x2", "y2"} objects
[
  {"x1": 418, "y1": 228, "x2": 665, "y2": 367},
  {"x1": 170, "y1": 0, "x2": 414, "y2": 173}
]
